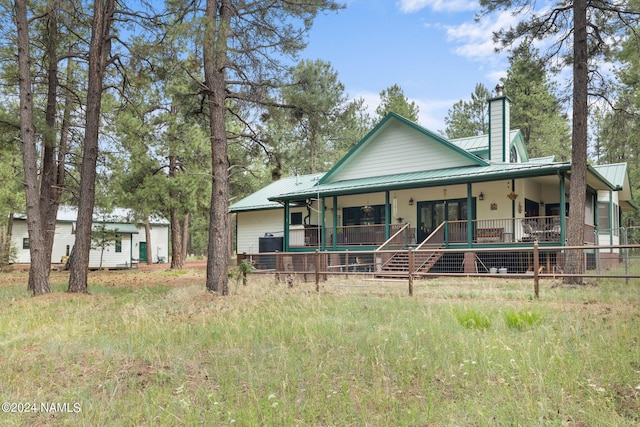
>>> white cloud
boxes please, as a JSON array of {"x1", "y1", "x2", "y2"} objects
[
  {"x1": 350, "y1": 89, "x2": 380, "y2": 116},
  {"x1": 397, "y1": 0, "x2": 478, "y2": 13},
  {"x1": 414, "y1": 98, "x2": 454, "y2": 134},
  {"x1": 445, "y1": 10, "x2": 519, "y2": 61},
  {"x1": 486, "y1": 69, "x2": 507, "y2": 83}
]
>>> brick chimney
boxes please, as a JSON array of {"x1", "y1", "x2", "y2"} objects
[{"x1": 488, "y1": 84, "x2": 512, "y2": 163}]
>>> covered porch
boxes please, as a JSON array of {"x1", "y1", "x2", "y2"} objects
[{"x1": 280, "y1": 171, "x2": 587, "y2": 251}]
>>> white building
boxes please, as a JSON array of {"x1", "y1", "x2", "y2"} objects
[{"x1": 11, "y1": 206, "x2": 170, "y2": 269}]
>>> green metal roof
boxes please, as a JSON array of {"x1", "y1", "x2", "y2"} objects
[
  {"x1": 93, "y1": 223, "x2": 139, "y2": 234},
  {"x1": 592, "y1": 163, "x2": 633, "y2": 202},
  {"x1": 230, "y1": 113, "x2": 629, "y2": 210},
  {"x1": 229, "y1": 173, "x2": 324, "y2": 212},
  {"x1": 592, "y1": 163, "x2": 627, "y2": 189},
  {"x1": 270, "y1": 162, "x2": 579, "y2": 201},
  {"x1": 450, "y1": 130, "x2": 527, "y2": 161},
  {"x1": 449, "y1": 134, "x2": 491, "y2": 153},
  {"x1": 529, "y1": 156, "x2": 557, "y2": 163}
]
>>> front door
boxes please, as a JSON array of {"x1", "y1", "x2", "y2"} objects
[
  {"x1": 418, "y1": 201, "x2": 444, "y2": 241},
  {"x1": 524, "y1": 198, "x2": 539, "y2": 217},
  {"x1": 139, "y1": 242, "x2": 148, "y2": 262}
]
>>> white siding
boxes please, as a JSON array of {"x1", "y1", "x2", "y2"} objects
[
  {"x1": 12, "y1": 220, "x2": 78, "y2": 264},
  {"x1": 52, "y1": 223, "x2": 75, "y2": 263},
  {"x1": 131, "y1": 225, "x2": 170, "y2": 263},
  {"x1": 326, "y1": 122, "x2": 476, "y2": 183},
  {"x1": 88, "y1": 234, "x2": 134, "y2": 268},
  {"x1": 10, "y1": 219, "x2": 169, "y2": 268},
  {"x1": 11, "y1": 221, "x2": 31, "y2": 263},
  {"x1": 236, "y1": 210, "x2": 283, "y2": 254},
  {"x1": 489, "y1": 97, "x2": 510, "y2": 163}
]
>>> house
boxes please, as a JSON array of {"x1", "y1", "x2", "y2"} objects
[
  {"x1": 11, "y1": 206, "x2": 170, "y2": 269},
  {"x1": 230, "y1": 86, "x2": 634, "y2": 273}
]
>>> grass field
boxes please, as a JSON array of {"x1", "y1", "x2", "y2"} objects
[{"x1": 0, "y1": 268, "x2": 639, "y2": 426}]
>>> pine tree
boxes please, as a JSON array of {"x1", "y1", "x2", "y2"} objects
[
  {"x1": 479, "y1": 0, "x2": 640, "y2": 284},
  {"x1": 502, "y1": 43, "x2": 570, "y2": 160},
  {"x1": 265, "y1": 59, "x2": 370, "y2": 175},
  {"x1": 200, "y1": 0, "x2": 342, "y2": 295},
  {"x1": 444, "y1": 83, "x2": 491, "y2": 138},
  {"x1": 375, "y1": 84, "x2": 420, "y2": 123}
]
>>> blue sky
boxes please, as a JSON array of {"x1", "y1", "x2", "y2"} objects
[{"x1": 299, "y1": 0, "x2": 520, "y2": 134}]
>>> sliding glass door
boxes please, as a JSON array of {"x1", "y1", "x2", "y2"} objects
[{"x1": 417, "y1": 198, "x2": 470, "y2": 242}]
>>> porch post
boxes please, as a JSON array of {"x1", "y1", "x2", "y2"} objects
[
  {"x1": 385, "y1": 191, "x2": 390, "y2": 240},
  {"x1": 559, "y1": 172, "x2": 566, "y2": 243},
  {"x1": 511, "y1": 178, "x2": 516, "y2": 219},
  {"x1": 608, "y1": 190, "x2": 613, "y2": 246},
  {"x1": 321, "y1": 197, "x2": 326, "y2": 251},
  {"x1": 284, "y1": 201, "x2": 290, "y2": 251},
  {"x1": 467, "y1": 183, "x2": 473, "y2": 247},
  {"x1": 332, "y1": 195, "x2": 338, "y2": 250}
]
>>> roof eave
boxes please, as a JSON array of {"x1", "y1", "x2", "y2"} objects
[{"x1": 271, "y1": 164, "x2": 572, "y2": 202}]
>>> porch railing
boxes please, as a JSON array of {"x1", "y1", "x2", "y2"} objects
[
  {"x1": 330, "y1": 223, "x2": 404, "y2": 247},
  {"x1": 290, "y1": 223, "x2": 404, "y2": 248},
  {"x1": 446, "y1": 216, "x2": 596, "y2": 245},
  {"x1": 289, "y1": 217, "x2": 596, "y2": 248},
  {"x1": 448, "y1": 216, "x2": 562, "y2": 244}
]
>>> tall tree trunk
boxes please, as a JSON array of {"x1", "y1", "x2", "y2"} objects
[
  {"x1": 144, "y1": 218, "x2": 152, "y2": 266},
  {"x1": 7, "y1": 213, "x2": 13, "y2": 238},
  {"x1": 564, "y1": 0, "x2": 588, "y2": 285},
  {"x1": 39, "y1": 2, "x2": 67, "y2": 274},
  {"x1": 68, "y1": 0, "x2": 114, "y2": 293},
  {"x1": 204, "y1": 0, "x2": 231, "y2": 295},
  {"x1": 182, "y1": 214, "x2": 189, "y2": 262},
  {"x1": 15, "y1": 0, "x2": 51, "y2": 296},
  {"x1": 45, "y1": 51, "x2": 73, "y2": 260},
  {"x1": 170, "y1": 210, "x2": 184, "y2": 268},
  {"x1": 169, "y1": 153, "x2": 185, "y2": 269}
]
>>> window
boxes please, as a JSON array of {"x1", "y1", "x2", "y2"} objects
[
  {"x1": 115, "y1": 234, "x2": 122, "y2": 253},
  {"x1": 611, "y1": 202, "x2": 619, "y2": 236},
  {"x1": 510, "y1": 146, "x2": 518, "y2": 163},
  {"x1": 598, "y1": 202, "x2": 611, "y2": 232},
  {"x1": 22, "y1": 238, "x2": 29, "y2": 249},
  {"x1": 291, "y1": 212, "x2": 303, "y2": 225},
  {"x1": 342, "y1": 205, "x2": 385, "y2": 226}
]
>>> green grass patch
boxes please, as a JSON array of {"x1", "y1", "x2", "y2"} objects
[
  {"x1": 503, "y1": 308, "x2": 544, "y2": 330},
  {"x1": 453, "y1": 307, "x2": 492, "y2": 329}
]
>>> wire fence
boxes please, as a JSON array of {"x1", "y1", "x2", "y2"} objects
[{"x1": 238, "y1": 239, "x2": 640, "y2": 298}]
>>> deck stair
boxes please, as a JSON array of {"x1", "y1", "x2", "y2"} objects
[
  {"x1": 373, "y1": 222, "x2": 446, "y2": 279},
  {"x1": 375, "y1": 249, "x2": 442, "y2": 279}
]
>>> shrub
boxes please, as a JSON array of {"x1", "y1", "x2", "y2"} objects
[{"x1": 228, "y1": 259, "x2": 255, "y2": 288}]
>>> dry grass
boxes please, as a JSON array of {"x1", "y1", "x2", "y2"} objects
[{"x1": 0, "y1": 268, "x2": 639, "y2": 426}]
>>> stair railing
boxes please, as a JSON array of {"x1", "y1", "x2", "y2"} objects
[
  {"x1": 375, "y1": 223, "x2": 411, "y2": 252},
  {"x1": 415, "y1": 222, "x2": 446, "y2": 251}
]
